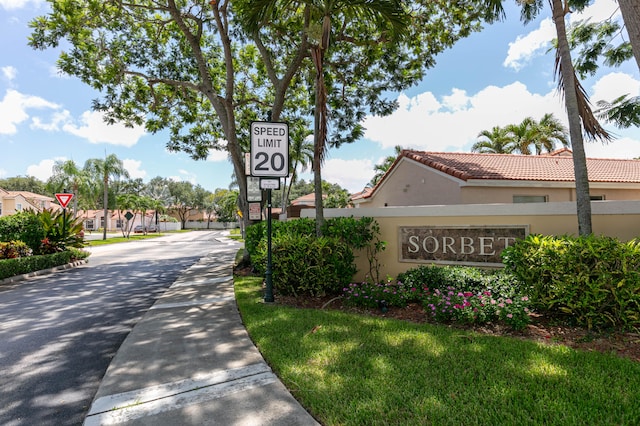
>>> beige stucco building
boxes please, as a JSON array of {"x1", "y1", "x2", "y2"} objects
[
  {"x1": 0, "y1": 189, "x2": 58, "y2": 217},
  {"x1": 352, "y1": 149, "x2": 640, "y2": 207}
]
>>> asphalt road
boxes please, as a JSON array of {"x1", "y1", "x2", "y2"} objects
[{"x1": 0, "y1": 230, "x2": 235, "y2": 426}]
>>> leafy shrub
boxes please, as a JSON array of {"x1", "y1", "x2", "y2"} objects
[
  {"x1": 245, "y1": 218, "x2": 316, "y2": 260},
  {"x1": 345, "y1": 265, "x2": 531, "y2": 330},
  {"x1": 422, "y1": 287, "x2": 531, "y2": 330},
  {"x1": 502, "y1": 234, "x2": 640, "y2": 330},
  {"x1": 343, "y1": 279, "x2": 409, "y2": 309},
  {"x1": 0, "y1": 241, "x2": 33, "y2": 259},
  {"x1": 0, "y1": 211, "x2": 45, "y2": 252},
  {"x1": 247, "y1": 216, "x2": 385, "y2": 282},
  {"x1": 396, "y1": 264, "x2": 516, "y2": 296},
  {"x1": 254, "y1": 234, "x2": 356, "y2": 297},
  {"x1": 37, "y1": 209, "x2": 86, "y2": 253},
  {"x1": 0, "y1": 249, "x2": 89, "y2": 281}
]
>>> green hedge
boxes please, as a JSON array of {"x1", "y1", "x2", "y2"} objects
[
  {"x1": 0, "y1": 211, "x2": 45, "y2": 252},
  {"x1": 501, "y1": 234, "x2": 640, "y2": 330},
  {"x1": 0, "y1": 249, "x2": 89, "y2": 281},
  {"x1": 253, "y1": 234, "x2": 356, "y2": 297},
  {"x1": 245, "y1": 217, "x2": 386, "y2": 282}
]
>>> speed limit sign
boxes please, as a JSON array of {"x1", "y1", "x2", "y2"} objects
[{"x1": 250, "y1": 121, "x2": 289, "y2": 177}]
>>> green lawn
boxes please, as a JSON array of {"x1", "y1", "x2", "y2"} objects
[{"x1": 235, "y1": 276, "x2": 640, "y2": 426}]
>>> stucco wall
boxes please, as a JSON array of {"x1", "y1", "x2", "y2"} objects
[
  {"x1": 365, "y1": 159, "x2": 462, "y2": 207},
  {"x1": 358, "y1": 158, "x2": 640, "y2": 207},
  {"x1": 302, "y1": 201, "x2": 640, "y2": 281}
]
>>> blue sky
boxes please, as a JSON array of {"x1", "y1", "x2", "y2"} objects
[{"x1": 1, "y1": 0, "x2": 639, "y2": 194}]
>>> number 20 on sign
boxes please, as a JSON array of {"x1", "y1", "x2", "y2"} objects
[{"x1": 250, "y1": 121, "x2": 289, "y2": 177}]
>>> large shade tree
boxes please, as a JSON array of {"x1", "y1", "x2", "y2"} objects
[
  {"x1": 240, "y1": 0, "x2": 501, "y2": 234},
  {"x1": 29, "y1": 0, "x2": 314, "y2": 235}
]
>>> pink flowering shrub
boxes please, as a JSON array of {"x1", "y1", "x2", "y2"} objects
[
  {"x1": 422, "y1": 287, "x2": 531, "y2": 330},
  {"x1": 343, "y1": 266, "x2": 532, "y2": 330},
  {"x1": 343, "y1": 279, "x2": 409, "y2": 308}
]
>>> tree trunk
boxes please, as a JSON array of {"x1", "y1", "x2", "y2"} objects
[
  {"x1": 618, "y1": 0, "x2": 640, "y2": 71},
  {"x1": 102, "y1": 176, "x2": 108, "y2": 240},
  {"x1": 552, "y1": 0, "x2": 592, "y2": 235}
]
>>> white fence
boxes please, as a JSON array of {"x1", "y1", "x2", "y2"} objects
[{"x1": 185, "y1": 221, "x2": 239, "y2": 230}]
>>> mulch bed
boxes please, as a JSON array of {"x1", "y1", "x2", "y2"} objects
[{"x1": 235, "y1": 267, "x2": 640, "y2": 363}]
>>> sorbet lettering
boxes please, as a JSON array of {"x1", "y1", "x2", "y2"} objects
[{"x1": 400, "y1": 226, "x2": 527, "y2": 266}]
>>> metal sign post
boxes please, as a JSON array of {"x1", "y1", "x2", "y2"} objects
[
  {"x1": 250, "y1": 121, "x2": 288, "y2": 303},
  {"x1": 264, "y1": 188, "x2": 274, "y2": 303},
  {"x1": 55, "y1": 191, "x2": 74, "y2": 245}
]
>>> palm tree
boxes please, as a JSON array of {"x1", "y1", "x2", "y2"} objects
[
  {"x1": 618, "y1": 0, "x2": 640, "y2": 71},
  {"x1": 370, "y1": 145, "x2": 403, "y2": 186},
  {"x1": 483, "y1": 0, "x2": 611, "y2": 235},
  {"x1": 504, "y1": 114, "x2": 569, "y2": 155},
  {"x1": 535, "y1": 112, "x2": 569, "y2": 154},
  {"x1": 283, "y1": 129, "x2": 313, "y2": 210},
  {"x1": 505, "y1": 116, "x2": 538, "y2": 155},
  {"x1": 242, "y1": 0, "x2": 408, "y2": 235},
  {"x1": 49, "y1": 159, "x2": 91, "y2": 217},
  {"x1": 84, "y1": 154, "x2": 129, "y2": 240},
  {"x1": 472, "y1": 127, "x2": 515, "y2": 154}
]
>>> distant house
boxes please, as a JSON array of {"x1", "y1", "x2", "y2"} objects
[
  {"x1": 0, "y1": 188, "x2": 58, "y2": 217},
  {"x1": 285, "y1": 192, "x2": 327, "y2": 218},
  {"x1": 77, "y1": 209, "x2": 156, "y2": 232},
  {"x1": 352, "y1": 149, "x2": 640, "y2": 207}
]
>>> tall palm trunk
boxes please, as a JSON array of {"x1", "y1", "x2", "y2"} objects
[
  {"x1": 311, "y1": 15, "x2": 331, "y2": 237},
  {"x1": 552, "y1": 0, "x2": 591, "y2": 235},
  {"x1": 618, "y1": 0, "x2": 640, "y2": 71},
  {"x1": 312, "y1": 47, "x2": 325, "y2": 237}
]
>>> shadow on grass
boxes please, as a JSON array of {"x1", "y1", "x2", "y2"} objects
[{"x1": 236, "y1": 277, "x2": 640, "y2": 426}]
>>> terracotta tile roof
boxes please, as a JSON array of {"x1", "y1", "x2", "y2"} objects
[
  {"x1": 402, "y1": 150, "x2": 640, "y2": 183},
  {"x1": 6, "y1": 190, "x2": 54, "y2": 200}
]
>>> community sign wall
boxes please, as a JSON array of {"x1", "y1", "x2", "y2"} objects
[{"x1": 302, "y1": 200, "x2": 640, "y2": 281}]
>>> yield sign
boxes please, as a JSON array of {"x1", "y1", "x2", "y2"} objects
[{"x1": 55, "y1": 193, "x2": 74, "y2": 209}]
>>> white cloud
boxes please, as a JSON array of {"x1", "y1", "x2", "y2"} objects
[
  {"x1": 442, "y1": 88, "x2": 471, "y2": 112},
  {"x1": 584, "y1": 136, "x2": 640, "y2": 159},
  {"x1": 123, "y1": 159, "x2": 146, "y2": 180},
  {"x1": 178, "y1": 169, "x2": 197, "y2": 185},
  {"x1": 321, "y1": 158, "x2": 374, "y2": 193},
  {"x1": 590, "y1": 72, "x2": 640, "y2": 103},
  {"x1": 0, "y1": 89, "x2": 59, "y2": 134},
  {"x1": 503, "y1": 0, "x2": 621, "y2": 71},
  {"x1": 573, "y1": 0, "x2": 621, "y2": 24},
  {"x1": 364, "y1": 81, "x2": 564, "y2": 152},
  {"x1": 363, "y1": 72, "x2": 640, "y2": 161},
  {"x1": 206, "y1": 140, "x2": 229, "y2": 162},
  {"x1": 0, "y1": 0, "x2": 42, "y2": 9},
  {"x1": 26, "y1": 157, "x2": 66, "y2": 182},
  {"x1": 504, "y1": 18, "x2": 555, "y2": 71},
  {"x1": 2, "y1": 66, "x2": 17, "y2": 81},
  {"x1": 31, "y1": 110, "x2": 72, "y2": 131},
  {"x1": 0, "y1": 168, "x2": 7, "y2": 178},
  {"x1": 62, "y1": 110, "x2": 146, "y2": 146}
]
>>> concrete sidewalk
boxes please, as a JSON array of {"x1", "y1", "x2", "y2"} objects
[{"x1": 84, "y1": 239, "x2": 319, "y2": 425}]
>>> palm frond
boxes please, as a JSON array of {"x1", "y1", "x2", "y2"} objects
[{"x1": 554, "y1": 48, "x2": 613, "y2": 142}]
